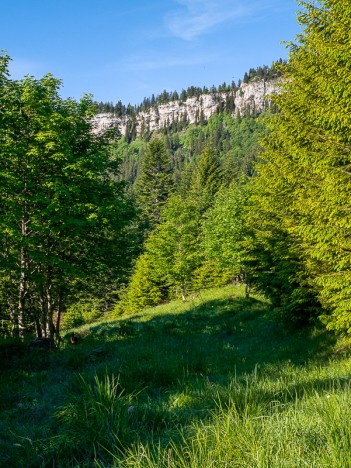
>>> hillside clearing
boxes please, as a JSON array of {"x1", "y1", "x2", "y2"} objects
[{"x1": 1, "y1": 285, "x2": 350, "y2": 467}]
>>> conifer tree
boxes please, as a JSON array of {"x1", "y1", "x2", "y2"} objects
[
  {"x1": 248, "y1": 0, "x2": 351, "y2": 330},
  {"x1": 190, "y1": 145, "x2": 222, "y2": 213},
  {"x1": 123, "y1": 194, "x2": 202, "y2": 310},
  {"x1": 135, "y1": 137, "x2": 173, "y2": 229}
]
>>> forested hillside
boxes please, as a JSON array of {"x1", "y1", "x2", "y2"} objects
[
  {"x1": 3, "y1": 0, "x2": 351, "y2": 337},
  {"x1": 0, "y1": 53, "x2": 269, "y2": 338},
  {"x1": 109, "y1": 0, "x2": 351, "y2": 336}
]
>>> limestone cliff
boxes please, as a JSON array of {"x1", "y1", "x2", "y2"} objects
[{"x1": 92, "y1": 79, "x2": 278, "y2": 136}]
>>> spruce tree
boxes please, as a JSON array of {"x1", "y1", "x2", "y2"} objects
[
  {"x1": 190, "y1": 145, "x2": 222, "y2": 213},
  {"x1": 135, "y1": 137, "x2": 173, "y2": 229},
  {"x1": 248, "y1": 0, "x2": 351, "y2": 330}
]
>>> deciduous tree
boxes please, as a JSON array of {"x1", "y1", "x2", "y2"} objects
[{"x1": 0, "y1": 53, "x2": 133, "y2": 339}]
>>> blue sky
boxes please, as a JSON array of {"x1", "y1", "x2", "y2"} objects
[{"x1": 2, "y1": 0, "x2": 300, "y2": 105}]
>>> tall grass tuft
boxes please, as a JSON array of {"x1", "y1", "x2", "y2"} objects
[
  {"x1": 120, "y1": 372, "x2": 351, "y2": 467},
  {"x1": 56, "y1": 371, "x2": 135, "y2": 462}
]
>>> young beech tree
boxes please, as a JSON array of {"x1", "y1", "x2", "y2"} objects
[
  {"x1": 248, "y1": 1, "x2": 351, "y2": 330},
  {"x1": 0, "y1": 53, "x2": 133, "y2": 339}
]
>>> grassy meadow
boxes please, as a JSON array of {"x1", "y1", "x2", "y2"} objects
[{"x1": 1, "y1": 285, "x2": 351, "y2": 467}]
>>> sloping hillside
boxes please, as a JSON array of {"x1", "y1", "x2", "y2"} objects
[{"x1": 1, "y1": 285, "x2": 351, "y2": 466}]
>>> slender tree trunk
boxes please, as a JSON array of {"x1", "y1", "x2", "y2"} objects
[
  {"x1": 240, "y1": 269, "x2": 250, "y2": 299},
  {"x1": 55, "y1": 290, "x2": 63, "y2": 346},
  {"x1": 39, "y1": 293, "x2": 47, "y2": 338},
  {"x1": 46, "y1": 283, "x2": 55, "y2": 340},
  {"x1": 18, "y1": 247, "x2": 27, "y2": 340},
  {"x1": 9, "y1": 306, "x2": 17, "y2": 337},
  {"x1": 18, "y1": 178, "x2": 29, "y2": 340},
  {"x1": 180, "y1": 282, "x2": 187, "y2": 302},
  {"x1": 34, "y1": 315, "x2": 42, "y2": 338}
]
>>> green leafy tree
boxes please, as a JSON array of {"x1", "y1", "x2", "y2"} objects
[
  {"x1": 0, "y1": 53, "x2": 133, "y2": 339},
  {"x1": 202, "y1": 182, "x2": 248, "y2": 290}
]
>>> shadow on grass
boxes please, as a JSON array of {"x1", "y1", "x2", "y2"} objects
[
  {"x1": 0, "y1": 289, "x2": 343, "y2": 466},
  {"x1": 81, "y1": 294, "x2": 337, "y2": 376}
]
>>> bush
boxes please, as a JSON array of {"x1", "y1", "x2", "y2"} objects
[{"x1": 62, "y1": 299, "x2": 104, "y2": 329}]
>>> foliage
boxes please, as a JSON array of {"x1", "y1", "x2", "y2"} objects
[
  {"x1": 0, "y1": 52, "x2": 134, "y2": 339},
  {"x1": 123, "y1": 194, "x2": 203, "y2": 311},
  {"x1": 147, "y1": 195, "x2": 203, "y2": 300},
  {"x1": 189, "y1": 145, "x2": 222, "y2": 213},
  {"x1": 134, "y1": 137, "x2": 173, "y2": 229},
  {"x1": 61, "y1": 299, "x2": 104, "y2": 329},
  {"x1": 124, "y1": 139, "x2": 240, "y2": 312},
  {"x1": 202, "y1": 181, "x2": 248, "y2": 277},
  {"x1": 247, "y1": 0, "x2": 351, "y2": 332},
  {"x1": 116, "y1": 113, "x2": 266, "y2": 190},
  {"x1": 122, "y1": 253, "x2": 165, "y2": 314}
]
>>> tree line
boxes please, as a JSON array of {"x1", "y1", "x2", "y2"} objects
[{"x1": 95, "y1": 62, "x2": 282, "y2": 116}]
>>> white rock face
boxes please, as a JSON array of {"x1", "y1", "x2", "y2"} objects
[
  {"x1": 92, "y1": 79, "x2": 279, "y2": 136},
  {"x1": 234, "y1": 80, "x2": 278, "y2": 115}
]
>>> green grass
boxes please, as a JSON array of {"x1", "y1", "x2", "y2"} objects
[{"x1": 1, "y1": 285, "x2": 351, "y2": 467}]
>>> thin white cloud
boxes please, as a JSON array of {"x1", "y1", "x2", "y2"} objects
[{"x1": 165, "y1": 0, "x2": 272, "y2": 40}]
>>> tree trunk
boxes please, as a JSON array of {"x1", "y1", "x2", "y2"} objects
[
  {"x1": 9, "y1": 306, "x2": 17, "y2": 337},
  {"x1": 18, "y1": 247, "x2": 27, "y2": 340},
  {"x1": 34, "y1": 315, "x2": 42, "y2": 338},
  {"x1": 180, "y1": 282, "x2": 187, "y2": 302},
  {"x1": 46, "y1": 283, "x2": 55, "y2": 340},
  {"x1": 55, "y1": 291, "x2": 63, "y2": 346},
  {"x1": 39, "y1": 292, "x2": 47, "y2": 338}
]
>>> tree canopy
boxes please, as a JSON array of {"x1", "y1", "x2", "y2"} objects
[
  {"x1": 0, "y1": 52, "x2": 134, "y2": 340},
  {"x1": 247, "y1": 0, "x2": 351, "y2": 331}
]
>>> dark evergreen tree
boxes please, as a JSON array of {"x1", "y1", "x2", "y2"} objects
[
  {"x1": 135, "y1": 138, "x2": 173, "y2": 229},
  {"x1": 190, "y1": 145, "x2": 222, "y2": 214}
]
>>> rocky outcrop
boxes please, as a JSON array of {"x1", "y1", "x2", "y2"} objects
[{"x1": 92, "y1": 79, "x2": 279, "y2": 136}]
